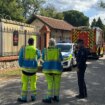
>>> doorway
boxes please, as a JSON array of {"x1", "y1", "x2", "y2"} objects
[{"x1": 44, "y1": 33, "x2": 46, "y2": 48}]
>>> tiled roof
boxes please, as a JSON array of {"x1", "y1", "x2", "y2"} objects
[{"x1": 28, "y1": 15, "x2": 74, "y2": 31}]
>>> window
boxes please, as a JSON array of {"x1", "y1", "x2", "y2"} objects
[
  {"x1": 56, "y1": 45, "x2": 72, "y2": 52},
  {"x1": 13, "y1": 30, "x2": 19, "y2": 46}
]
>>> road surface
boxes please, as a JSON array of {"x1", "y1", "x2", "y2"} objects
[{"x1": 0, "y1": 56, "x2": 105, "y2": 105}]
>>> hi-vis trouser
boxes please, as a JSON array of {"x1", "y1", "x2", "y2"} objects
[
  {"x1": 45, "y1": 73, "x2": 61, "y2": 97},
  {"x1": 100, "y1": 47, "x2": 104, "y2": 56},
  {"x1": 21, "y1": 73, "x2": 37, "y2": 97},
  {"x1": 97, "y1": 47, "x2": 104, "y2": 56}
]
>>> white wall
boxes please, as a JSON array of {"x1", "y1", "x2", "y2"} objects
[{"x1": 0, "y1": 22, "x2": 2, "y2": 56}]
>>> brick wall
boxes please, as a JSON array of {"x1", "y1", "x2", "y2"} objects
[{"x1": 0, "y1": 56, "x2": 19, "y2": 70}]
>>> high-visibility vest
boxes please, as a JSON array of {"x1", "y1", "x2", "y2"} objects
[
  {"x1": 24, "y1": 46, "x2": 36, "y2": 60},
  {"x1": 43, "y1": 47, "x2": 62, "y2": 74},
  {"x1": 44, "y1": 48, "x2": 60, "y2": 61},
  {"x1": 21, "y1": 45, "x2": 37, "y2": 73}
]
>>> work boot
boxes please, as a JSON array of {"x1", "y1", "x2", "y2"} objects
[
  {"x1": 31, "y1": 95, "x2": 36, "y2": 101},
  {"x1": 17, "y1": 96, "x2": 27, "y2": 102},
  {"x1": 75, "y1": 94, "x2": 87, "y2": 99},
  {"x1": 42, "y1": 97, "x2": 52, "y2": 103},
  {"x1": 52, "y1": 96, "x2": 59, "y2": 102}
]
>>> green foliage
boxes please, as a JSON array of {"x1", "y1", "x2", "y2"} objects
[
  {"x1": 0, "y1": 0, "x2": 45, "y2": 22},
  {"x1": 96, "y1": 17, "x2": 104, "y2": 29},
  {"x1": 54, "y1": 13, "x2": 64, "y2": 20},
  {"x1": 91, "y1": 17, "x2": 104, "y2": 29},
  {"x1": 98, "y1": 1, "x2": 105, "y2": 41},
  {"x1": 91, "y1": 18, "x2": 96, "y2": 27},
  {"x1": 21, "y1": 0, "x2": 45, "y2": 19},
  {"x1": 100, "y1": 1, "x2": 105, "y2": 8},
  {"x1": 0, "y1": 0, "x2": 24, "y2": 21},
  {"x1": 40, "y1": 6, "x2": 56, "y2": 17},
  {"x1": 91, "y1": 17, "x2": 105, "y2": 41},
  {"x1": 63, "y1": 10, "x2": 89, "y2": 26},
  {"x1": 40, "y1": 5, "x2": 64, "y2": 20}
]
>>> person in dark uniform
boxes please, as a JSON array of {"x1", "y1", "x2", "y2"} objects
[{"x1": 75, "y1": 39, "x2": 88, "y2": 99}]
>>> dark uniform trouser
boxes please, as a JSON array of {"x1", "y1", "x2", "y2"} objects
[{"x1": 77, "y1": 65, "x2": 87, "y2": 97}]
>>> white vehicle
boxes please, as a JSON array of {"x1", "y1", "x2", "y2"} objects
[{"x1": 56, "y1": 43, "x2": 77, "y2": 70}]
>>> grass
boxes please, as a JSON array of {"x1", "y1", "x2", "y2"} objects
[
  {"x1": 0, "y1": 66, "x2": 42, "y2": 80},
  {"x1": 0, "y1": 68, "x2": 21, "y2": 79}
]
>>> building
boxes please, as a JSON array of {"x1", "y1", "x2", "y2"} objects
[
  {"x1": 28, "y1": 15, "x2": 74, "y2": 50},
  {"x1": 0, "y1": 19, "x2": 36, "y2": 56}
]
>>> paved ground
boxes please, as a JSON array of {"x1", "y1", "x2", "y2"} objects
[{"x1": 0, "y1": 56, "x2": 105, "y2": 105}]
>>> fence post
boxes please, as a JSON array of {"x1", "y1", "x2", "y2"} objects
[{"x1": 24, "y1": 30, "x2": 27, "y2": 46}]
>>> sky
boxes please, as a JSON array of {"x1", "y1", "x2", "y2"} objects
[{"x1": 45, "y1": 0, "x2": 105, "y2": 25}]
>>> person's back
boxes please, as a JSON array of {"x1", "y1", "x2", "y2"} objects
[
  {"x1": 21, "y1": 45, "x2": 37, "y2": 71},
  {"x1": 42, "y1": 38, "x2": 63, "y2": 103},
  {"x1": 18, "y1": 38, "x2": 40, "y2": 102},
  {"x1": 75, "y1": 39, "x2": 88, "y2": 99},
  {"x1": 76, "y1": 46, "x2": 88, "y2": 69},
  {"x1": 42, "y1": 46, "x2": 63, "y2": 74}
]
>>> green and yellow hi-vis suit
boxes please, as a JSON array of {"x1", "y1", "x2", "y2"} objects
[
  {"x1": 18, "y1": 45, "x2": 40, "y2": 100},
  {"x1": 42, "y1": 47, "x2": 63, "y2": 102}
]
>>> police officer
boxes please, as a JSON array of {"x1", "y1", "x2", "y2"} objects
[
  {"x1": 42, "y1": 38, "x2": 63, "y2": 103},
  {"x1": 75, "y1": 39, "x2": 88, "y2": 99},
  {"x1": 18, "y1": 38, "x2": 40, "y2": 102}
]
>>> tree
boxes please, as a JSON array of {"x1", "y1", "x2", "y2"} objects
[
  {"x1": 0, "y1": 0, "x2": 45, "y2": 21},
  {"x1": 91, "y1": 18, "x2": 97, "y2": 27},
  {"x1": 98, "y1": 1, "x2": 105, "y2": 41},
  {"x1": 21, "y1": 0, "x2": 45, "y2": 19},
  {"x1": 40, "y1": 6, "x2": 56, "y2": 17},
  {"x1": 93, "y1": 17, "x2": 105, "y2": 41},
  {"x1": 99, "y1": 1, "x2": 105, "y2": 8},
  {"x1": 96, "y1": 17, "x2": 104, "y2": 29},
  {"x1": 91, "y1": 17, "x2": 104, "y2": 31},
  {"x1": 0, "y1": 0, "x2": 24, "y2": 21},
  {"x1": 40, "y1": 5, "x2": 64, "y2": 20},
  {"x1": 54, "y1": 13, "x2": 64, "y2": 20},
  {"x1": 63, "y1": 10, "x2": 89, "y2": 26}
]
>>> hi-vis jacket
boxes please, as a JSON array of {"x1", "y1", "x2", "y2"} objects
[
  {"x1": 18, "y1": 45, "x2": 40, "y2": 73},
  {"x1": 42, "y1": 47, "x2": 63, "y2": 74}
]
